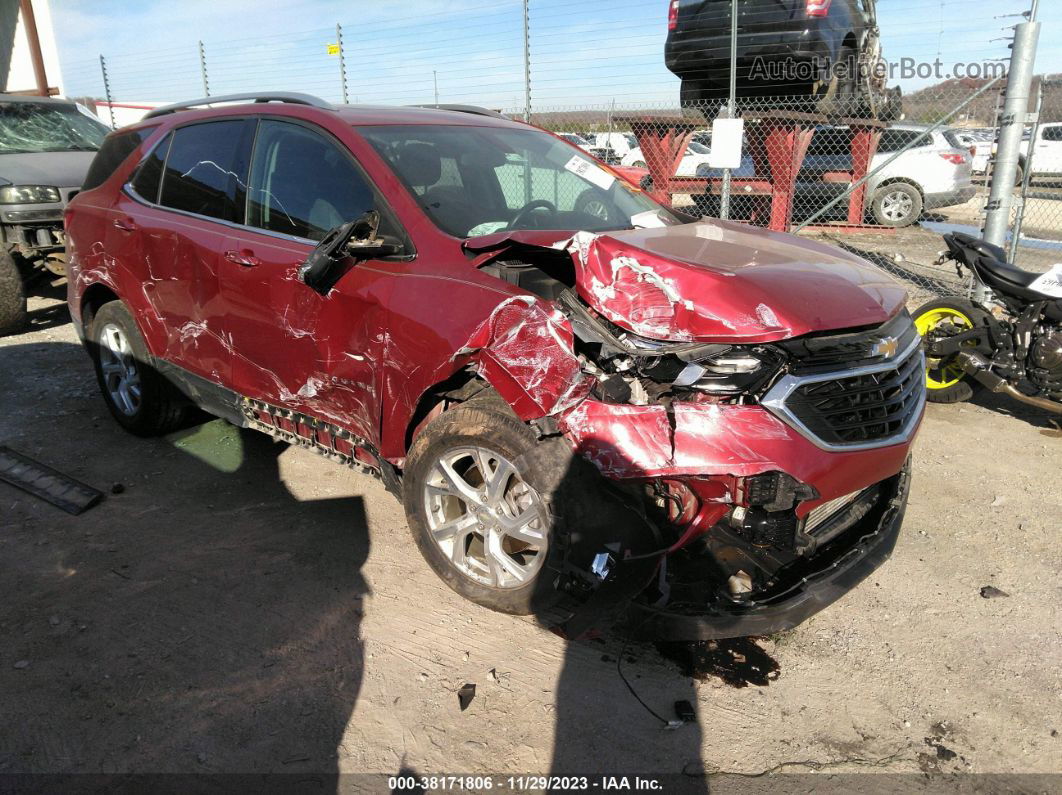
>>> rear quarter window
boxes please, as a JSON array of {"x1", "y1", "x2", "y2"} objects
[
  {"x1": 878, "y1": 130, "x2": 926, "y2": 153},
  {"x1": 130, "y1": 132, "x2": 171, "y2": 203},
  {"x1": 82, "y1": 128, "x2": 151, "y2": 191}
]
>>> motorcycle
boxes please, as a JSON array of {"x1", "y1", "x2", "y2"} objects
[{"x1": 912, "y1": 232, "x2": 1062, "y2": 415}]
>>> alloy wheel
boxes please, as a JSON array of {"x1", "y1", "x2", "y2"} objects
[
  {"x1": 422, "y1": 446, "x2": 547, "y2": 589},
  {"x1": 98, "y1": 323, "x2": 142, "y2": 416},
  {"x1": 880, "y1": 190, "x2": 914, "y2": 223}
]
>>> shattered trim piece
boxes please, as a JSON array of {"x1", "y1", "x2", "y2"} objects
[
  {"x1": 0, "y1": 446, "x2": 104, "y2": 515},
  {"x1": 240, "y1": 398, "x2": 399, "y2": 493}
]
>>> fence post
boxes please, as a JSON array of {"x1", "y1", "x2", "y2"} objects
[
  {"x1": 98, "y1": 54, "x2": 115, "y2": 129},
  {"x1": 198, "y1": 40, "x2": 210, "y2": 97},
  {"x1": 718, "y1": 0, "x2": 738, "y2": 220},
  {"x1": 1009, "y1": 77, "x2": 1043, "y2": 263},
  {"x1": 982, "y1": 4, "x2": 1040, "y2": 286},
  {"x1": 337, "y1": 23, "x2": 349, "y2": 104},
  {"x1": 522, "y1": 0, "x2": 531, "y2": 123}
]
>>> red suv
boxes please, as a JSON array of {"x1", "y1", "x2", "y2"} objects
[{"x1": 65, "y1": 93, "x2": 923, "y2": 639}]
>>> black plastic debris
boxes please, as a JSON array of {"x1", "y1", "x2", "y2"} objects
[
  {"x1": 980, "y1": 585, "x2": 1010, "y2": 599},
  {"x1": 0, "y1": 446, "x2": 103, "y2": 515},
  {"x1": 674, "y1": 700, "x2": 696, "y2": 722},
  {"x1": 457, "y1": 683, "x2": 476, "y2": 711}
]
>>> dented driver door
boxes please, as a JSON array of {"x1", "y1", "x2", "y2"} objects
[{"x1": 213, "y1": 118, "x2": 393, "y2": 447}]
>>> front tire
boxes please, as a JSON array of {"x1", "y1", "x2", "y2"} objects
[
  {"x1": 402, "y1": 394, "x2": 563, "y2": 615},
  {"x1": 913, "y1": 298, "x2": 990, "y2": 403},
  {"x1": 0, "y1": 249, "x2": 27, "y2": 336},
  {"x1": 87, "y1": 301, "x2": 192, "y2": 436}
]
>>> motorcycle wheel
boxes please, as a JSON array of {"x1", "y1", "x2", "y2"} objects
[{"x1": 913, "y1": 298, "x2": 990, "y2": 403}]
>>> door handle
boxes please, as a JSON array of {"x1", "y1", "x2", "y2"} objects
[
  {"x1": 224, "y1": 249, "x2": 261, "y2": 267},
  {"x1": 112, "y1": 218, "x2": 136, "y2": 232}
]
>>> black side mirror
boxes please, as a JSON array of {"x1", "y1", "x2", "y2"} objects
[{"x1": 299, "y1": 210, "x2": 401, "y2": 295}]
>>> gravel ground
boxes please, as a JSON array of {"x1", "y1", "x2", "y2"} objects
[{"x1": 1, "y1": 267, "x2": 1060, "y2": 788}]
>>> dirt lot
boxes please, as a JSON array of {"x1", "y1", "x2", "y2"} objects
[{"x1": 2, "y1": 266, "x2": 1060, "y2": 789}]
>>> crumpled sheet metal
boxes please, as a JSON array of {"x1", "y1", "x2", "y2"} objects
[
  {"x1": 560, "y1": 398, "x2": 916, "y2": 507},
  {"x1": 454, "y1": 294, "x2": 592, "y2": 418},
  {"x1": 558, "y1": 229, "x2": 795, "y2": 343}
]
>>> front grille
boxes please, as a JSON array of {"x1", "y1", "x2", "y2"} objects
[
  {"x1": 763, "y1": 333, "x2": 926, "y2": 450},
  {"x1": 778, "y1": 310, "x2": 920, "y2": 373},
  {"x1": 787, "y1": 344, "x2": 924, "y2": 445}
]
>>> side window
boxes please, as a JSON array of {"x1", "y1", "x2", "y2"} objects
[
  {"x1": 130, "y1": 132, "x2": 170, "y2": 203},
  {"x1": 159, "y1": 120, "x2": 251, "y2": 222},
  {"x1": 247, "y1": 120, "x2": 376, "y2": 241},
  {"x1": 1043, "y1": 126, "x2": 1062, "y2": 142},
  {"x1": 82, "y1": 128, "x2": 149, "y2": 191},
  {"x1": 878, "y1": 130, "x2": 924, "y2": 153}
]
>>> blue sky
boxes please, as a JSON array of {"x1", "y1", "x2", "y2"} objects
[{"x1": 52, "y1": 0, "x2": 1061, "y2": 110}]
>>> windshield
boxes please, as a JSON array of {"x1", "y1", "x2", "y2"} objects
[
  {"x1": 360, "y1": 124, "x2": 682, "y2": 238},
  {"x1": 687, "y1": 141, "x2": 709, "y2": 155},
  {"x1": 0, "y1": 102, "x2": 109, "y2": 155}
]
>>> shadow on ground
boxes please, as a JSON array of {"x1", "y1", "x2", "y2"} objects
[{"x1": 1, "y1": 342, "x2": 370, "y2": 782}]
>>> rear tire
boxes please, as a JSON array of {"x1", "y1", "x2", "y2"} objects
[
  {"x1": 913, "y1": 298, "x2": 990, "y2": 404},
  {"x1": 87, "y1": 301, "x2": 192, "y2": 436},
  {"x1": 0, "y1": 249, "x2": 27, "y2": 336}
]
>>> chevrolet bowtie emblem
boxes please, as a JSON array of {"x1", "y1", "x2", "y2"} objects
[{"x1": 871, "y1": 336, "x2": 899, "y2": 359}]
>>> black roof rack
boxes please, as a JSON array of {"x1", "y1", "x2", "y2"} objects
[
  {"x1": 409, "y1": 104, "x2": 507, "y2": 119},
  {"x1": 144, "y1": 92, "x2": 333, "y2": 120}
]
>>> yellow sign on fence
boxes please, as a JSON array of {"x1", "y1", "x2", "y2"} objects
[{"x1": 327, "y1": 43, "x2": 340, "y2": 56}]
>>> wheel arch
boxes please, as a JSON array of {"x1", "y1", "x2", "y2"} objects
[
  {"x1": 80, "y1": 282, "x2": 121, "y2": 331},
  {"x1": 875, "y1": 176, "x2": 924, "y2": 199}
]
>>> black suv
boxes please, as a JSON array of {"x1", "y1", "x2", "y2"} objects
[{"x1": 665, "y1": 0, "x2": 900, "y2": 119}]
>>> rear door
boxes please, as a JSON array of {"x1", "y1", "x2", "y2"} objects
[
  {"x1": 215, "y1": 118, "x2": 402, "y2": 446},
  {"x1": 121, "y1": 118, "x2": 254, "y2": 381}
]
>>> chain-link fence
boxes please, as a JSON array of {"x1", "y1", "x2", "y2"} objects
[{"x1": 56, "y1": 1, "x2": 1061, "y2": 306}]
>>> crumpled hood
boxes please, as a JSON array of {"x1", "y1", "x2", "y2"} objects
[{"x1": 566, "y1": 219, "x2": 907, "y2": 343}]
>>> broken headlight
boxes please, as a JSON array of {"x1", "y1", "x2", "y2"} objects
[
  {"x1": 673, "y1": 346, "x2": 786, "y2": 396},
  {"x1": 0, "y1": 185, "x2": 61, "y2": 204}
]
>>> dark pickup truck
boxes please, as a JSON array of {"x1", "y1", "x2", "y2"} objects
[{"x1": 665, "y1": 0, "x2": 899, "y2": 119}]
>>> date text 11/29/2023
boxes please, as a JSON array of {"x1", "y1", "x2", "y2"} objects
[{"x1": 388, "y1": 775, "x2": 664, "y2": 791}]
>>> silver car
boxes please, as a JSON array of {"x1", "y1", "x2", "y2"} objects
[{"x1": 0, "y1": 94, "x2": 110, "y2": 334}]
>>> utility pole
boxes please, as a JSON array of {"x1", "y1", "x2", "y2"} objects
[
  {"x1": 522, "y1": 0, "x2": 531, "y2": 122},
  {"x1": 719, "y1": 0, "x2": 738, "y2": 220},
  {"x1": 337, "y1": 23, "x2": 349, "y2": 104},
  {"x1": 982, "y1": 0, "x2": 1040, "y2": 284},
  {"x1": 433, "y1": 70, "x2": 439, "y2": 105},
  {"x1": 198, "y1": 41, "x2": 210, "y2": 97}
]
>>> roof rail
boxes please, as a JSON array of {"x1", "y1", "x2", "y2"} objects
[
  {"x1": 144, "y1": 92, "x2": 333, "y2": 120},
  {"x1": 410, "y1": 103, "x2": 507, "y2": 119}
]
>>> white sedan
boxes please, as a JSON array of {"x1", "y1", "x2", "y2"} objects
[{"x1": 621, "y1": 140, "x2": 714, "y2": 175}]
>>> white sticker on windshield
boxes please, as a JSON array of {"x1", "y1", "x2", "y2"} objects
[
  {"x1": 630, "y1": 210, "x2": 677, "y2": 229},
  {"x1": 1029, "y1": 263, "x2": 1062, "y2": 298},
  {"x1": 564, "y1": 155, "x2": 615, "y2": 191},
  {"x1": 467, "y1": 220, "x2": 510, "y2": 237}
]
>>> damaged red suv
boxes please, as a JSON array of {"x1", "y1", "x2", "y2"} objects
[{"x1": 65, "y1": 93, "x2": 924, "y2": 639}]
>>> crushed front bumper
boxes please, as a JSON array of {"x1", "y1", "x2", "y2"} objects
[{"x1": 625, "y1": 463, "x2": 910, "y2": 641}]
